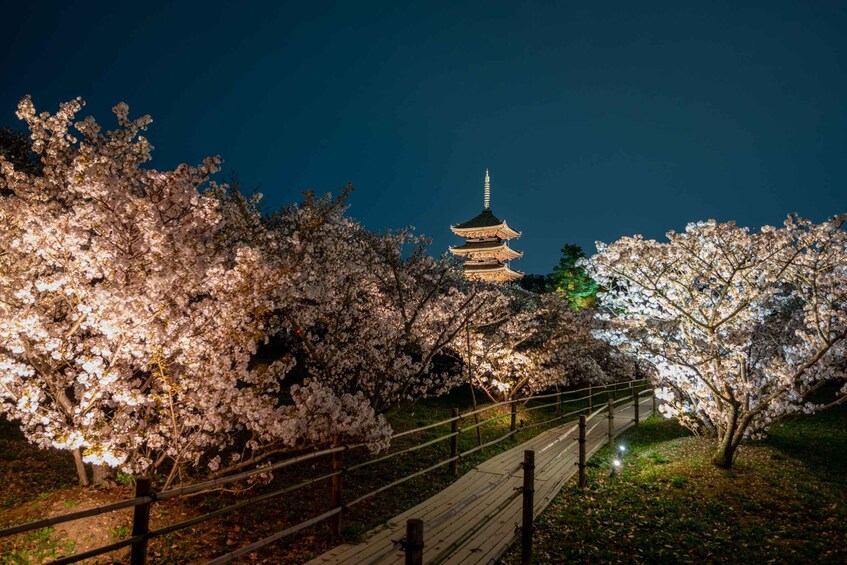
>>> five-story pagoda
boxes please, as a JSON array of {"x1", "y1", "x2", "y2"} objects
[{"x1": 450, "y1": 170, "x2": 524, "y2": 282}]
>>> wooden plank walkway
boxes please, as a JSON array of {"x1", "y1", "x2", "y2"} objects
[{"x1": 308, "y1": 394, "x2": 654, "y2": 565}]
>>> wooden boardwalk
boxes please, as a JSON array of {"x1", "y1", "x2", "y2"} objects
[{"x1": 308, "y1": 394, "x2": 654, "y2": 565}]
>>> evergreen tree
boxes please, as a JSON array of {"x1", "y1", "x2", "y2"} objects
[{"x1": 548, "y1": 244, "x2": 598, "y2": 309}]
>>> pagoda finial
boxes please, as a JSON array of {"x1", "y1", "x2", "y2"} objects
[{"x1": 484, "y1": 169, "x2": 491, "y2": 209}]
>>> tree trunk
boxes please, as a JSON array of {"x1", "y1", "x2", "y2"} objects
[
  {"x1": 72, "y1": 448, "x2": 90, "y2": 486},
  {"x1": 712, "y1": 404, "x2": 743, "y2": 468},
  {"x1": 92, "y1": 464, "x2": 112, "y2": 485},
  {"x1": 712, "y1": 442, "x2": 738, "y2": 468},
  {"x1": 712, "y1": 421, "x2": 743, "y2": 468}
]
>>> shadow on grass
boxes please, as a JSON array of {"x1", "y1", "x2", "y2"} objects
[{"x1": 763, "y1": 384, "x2": 847, "y2": 482}]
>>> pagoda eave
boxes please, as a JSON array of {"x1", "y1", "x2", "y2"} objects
[
  {"x1": 464, "y1": 263, "x2": 524, "y2": 282},
  {"x1": 449, "y1": 224, "x2": 521, "y2": 240},
  {"x1": 449, "y1": 246, "x2": 523, "y2": 261}
]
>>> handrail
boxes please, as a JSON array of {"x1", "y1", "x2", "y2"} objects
[
  {"x1": 391, "y1": 414, "x2": 461, "y2": 439},
  {"x1": 459, "y1": 428, "x2": 520, "y2": 459},
  {"x1": 346, "y1": 456, "x2": 459, "y2": 508},
  {"x1": 51, "y1": 534, "x2": 145, "y2": 565},
  {"x1": 519, "y1": 406, "x2": 587, "y2": 432},
  {"x1": 204, "y1": 506, "x2": 342, "y2": 565},
  {"x1": 458, "y1": 409, "x2": 514, "y2": 434},
  {"x1": 157, "y1": 445, "x2": 348, "y2": 500},
  {"x1": 0, "y1": 376, "x2": 653, "y2": 565},
  {"x1": 345, "y1": 431, "x2": 459, "y2": 473},
  {"x1": 0, "y1": 496, "x2": 154, "y2": 538},
  {"x1": 149, "y1": 470, "x2": 341, "y2": 538}
]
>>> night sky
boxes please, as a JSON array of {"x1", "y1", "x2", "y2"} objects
[{"x1": 2, "y1": 1, "x2": 845, "y2": 274}]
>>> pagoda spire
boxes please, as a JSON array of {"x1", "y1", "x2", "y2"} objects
[{"x1": 484, "y1": 169, "x2": 491, "y2": 210}]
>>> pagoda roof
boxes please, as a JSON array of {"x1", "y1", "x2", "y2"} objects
[
  {"x1": 453, "y1": 209, "x2": 504, "y2": 230},
  {"x1": 449, "y1": 240, "x2": 523, "y2": 259},
  {"x1": 451, "y1": 209, "x2": 521, "y2": 239}
]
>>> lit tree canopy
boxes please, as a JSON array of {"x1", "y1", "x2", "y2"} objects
[
  {"x1": 268, "y1": 193, "x2": 504, "y2": 415},
  {"x1": 0, "y1": 97, "x2": 297, "y2": 486},
  {"x1": 587, "y1": 216, "x2": 847, "y2": 467},
  {"x1": 462, "y1": 289, "x2": 626, "y2": 402}
]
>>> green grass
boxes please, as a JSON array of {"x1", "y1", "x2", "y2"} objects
[
  {"x1": 1, "y1": 527, "x2": 76, "y2": 564},
  {"x1": 499, "y1": 390, "x2": 847, "y2": 564}
]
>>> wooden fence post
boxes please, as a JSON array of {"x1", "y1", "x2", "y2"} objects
[
  {"x1": 633, "y1": 388, "x2": 639, "y2": 425},
  {"x1": 652, "y1": 388, "x2": 658, "y2": 416},
  {"x1": 588, "y1": 384, "x2": 593, "y2": 412},
  {"x1": 521, "y1": 450, "x2": 535, "y2": 565},
  {"x1": 556, "y1": 388, "x2": 561, "y2": 417},
  {"x1": 405, "y1": 518, "x2": 424, "y2": 565},
  {"x1": 510, "y1": 400, "x2": 517, "y2": 432},
  {"x1": 578, "y1": 415, "x2": 587, "y2": 488},
  {"x1": 130, "y1": 478, "x2": 152, "y2": 565},
  {"x1": 607, "y1": 398, "x2": 615, "y2": 449},
  {"x1": 450, "y1": 408, "x2": 459, "y2": 476},
  {"x1": 331, "y1": 435, "x2": 343, "y2": 537}
]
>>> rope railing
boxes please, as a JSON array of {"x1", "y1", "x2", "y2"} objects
[
  {"x1": 0, "y1": 376, "x2": 655, "y2": 565},
  {"x1": 458, "y1": 409, "x2": 514, "y2": 433}
]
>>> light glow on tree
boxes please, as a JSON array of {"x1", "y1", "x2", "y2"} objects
[{"x1": 587, "y1": 217, "x2": 847, "y2": 467}]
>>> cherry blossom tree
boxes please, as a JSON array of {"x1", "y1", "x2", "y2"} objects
[
  {"x1": 461, "y1": 289, "x2": 602, "y2": 402},
  {"x1": 0, "y1": 97, "x2": 306, "y2": 486},
  {"x1": 267, "y1": 192, "x2": 504, "y2": 416},
  {"x1": 588, "y1": 216, "x2": 847, "y2": 467}
]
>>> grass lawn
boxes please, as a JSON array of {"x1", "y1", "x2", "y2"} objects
[{"x1": 500, "y1": 390, "x2": 847, "y2": 564}]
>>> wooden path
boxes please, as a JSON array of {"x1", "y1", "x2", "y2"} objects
[{"x1": 308, "y1": 394, "x2": 654, "y2": 565}]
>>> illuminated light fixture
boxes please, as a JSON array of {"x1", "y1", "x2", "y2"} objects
[
  {"x1": 618, "y1": 445, "x2": 626, "y2": 453},
  {"x1": 610, "y1": 457, "x2": 622, "y2": 478}
]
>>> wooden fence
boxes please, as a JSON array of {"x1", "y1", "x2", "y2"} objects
[
  {"x1": 0, "y1": 378, "x2": 652, "y2": 564},
  {"x1": 398, "y1": 387, "x2": 656, "y2": 565}
]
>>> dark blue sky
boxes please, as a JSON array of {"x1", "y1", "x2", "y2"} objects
[{"x1": 2, "y1": 1, "x2": 845, "y2": 274}]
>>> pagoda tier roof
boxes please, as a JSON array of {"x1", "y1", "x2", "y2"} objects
[
  {"x1": 449, "y1": 240, "x2": 523, "y2": 259},
  {"x1": 454, "y1": 209, "x2": 503, "y2": 229},
  {"x1": 451, "y1": 209, "x2": 521, "y2": 239},
  {"x1": 464, "y1": 262, "x2": 524, "y2": 281}
]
